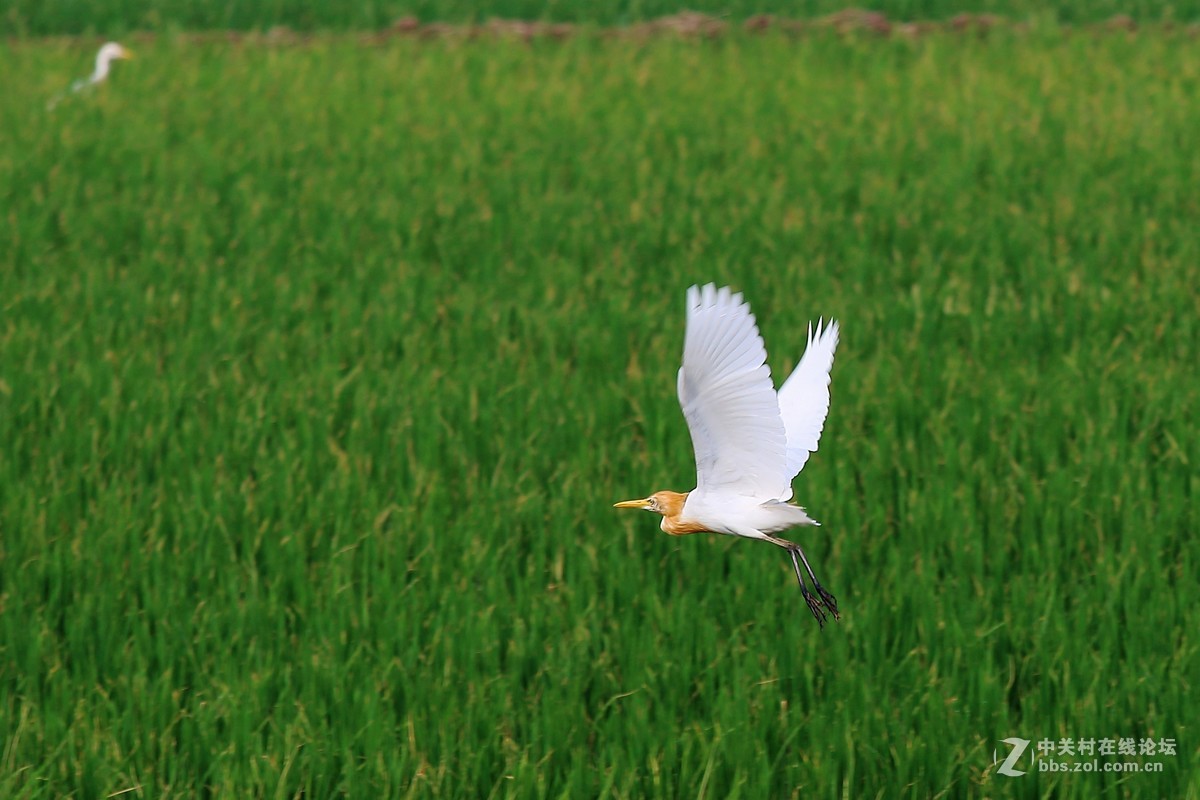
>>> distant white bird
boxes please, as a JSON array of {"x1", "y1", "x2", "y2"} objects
[
  {"x1": 614, "y1": 284, "x2": 842, "y2": 625},
  {"x1": 48, "y1": 42, "x2": 134, "y2": 110}
]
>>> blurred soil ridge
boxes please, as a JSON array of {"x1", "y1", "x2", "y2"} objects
[{"x1": 20, "y1": 9, "x2": 1197, "y2": 46}]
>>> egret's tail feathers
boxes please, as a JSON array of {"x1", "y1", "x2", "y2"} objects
[{"x1": 762, "y1": 500, "x2": 820, "y2": 530}]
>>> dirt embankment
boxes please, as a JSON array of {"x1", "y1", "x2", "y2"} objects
[{"x1": 23, "y1": 9, "x2": 1197, "y2": 47}]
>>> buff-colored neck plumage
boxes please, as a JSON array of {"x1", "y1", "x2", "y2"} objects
[{"x1": 650, "y1": 490, "x2": 710, "y2": 535}]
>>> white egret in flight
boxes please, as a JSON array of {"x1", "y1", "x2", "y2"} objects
[
  {"x1": 615, "y1": 284, "x2": 842, "y2": 625},
  {"x1": 48, "y1": 42, "x2": 134, "y2": 110}
]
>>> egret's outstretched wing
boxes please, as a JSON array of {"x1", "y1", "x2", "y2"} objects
[
  {"x1": 677, "y1": 284, "x2": 789, "y2": 501},
  {"x1": 777, "y1": 318, "x2": 839, "y2": 495}
]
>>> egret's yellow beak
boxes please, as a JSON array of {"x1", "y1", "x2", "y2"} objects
[
  {"x1": 121, "y1": 48, "x2": 135, "y2": 60},
  {"x1": 613, "y1": 498, "x2": 650, "y2": 509}
]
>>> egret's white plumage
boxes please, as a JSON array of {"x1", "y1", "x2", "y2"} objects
[
  {"x1": 615, "y1": 283, "x2": 842, "y2": 624},
  {"x1": 48, "y1": 42, "x2": 134, "y2": 110},
  {"x1": 678, "y1": 283, "x2": 790, "y2": 505},
  {"x1": 779, "y1": 317, "x2": 839, "y2": 495}
]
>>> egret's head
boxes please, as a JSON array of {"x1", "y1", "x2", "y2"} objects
[
  {"x1": 98, "y1": 42, "x2": 134, "y2": 66},
  {"x1": 613, "y1": 490, "x2": 687, "y2": 518}
]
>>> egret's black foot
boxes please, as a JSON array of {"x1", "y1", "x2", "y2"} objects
[
  {"x1": 800, "y1": 582, "x2": 829, "y2": 627},
  {"x1": 814, "y1": 583, "x2": 840, "y2": 621}
]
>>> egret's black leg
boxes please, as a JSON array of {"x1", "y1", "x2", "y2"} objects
[
  {"x1": 793, "y1": 544, "x2": 840, "y2": 620},
  {"x1": 788, "y1": 547, "x2": 828, "y2": 627},
  {"x1": 765, "y1": 535, "x2": 839, "y2": 625}
]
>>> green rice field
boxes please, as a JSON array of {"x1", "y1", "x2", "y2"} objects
[{"x1": 1, "y1": 30, "x2": 1198, "y2": 798}]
